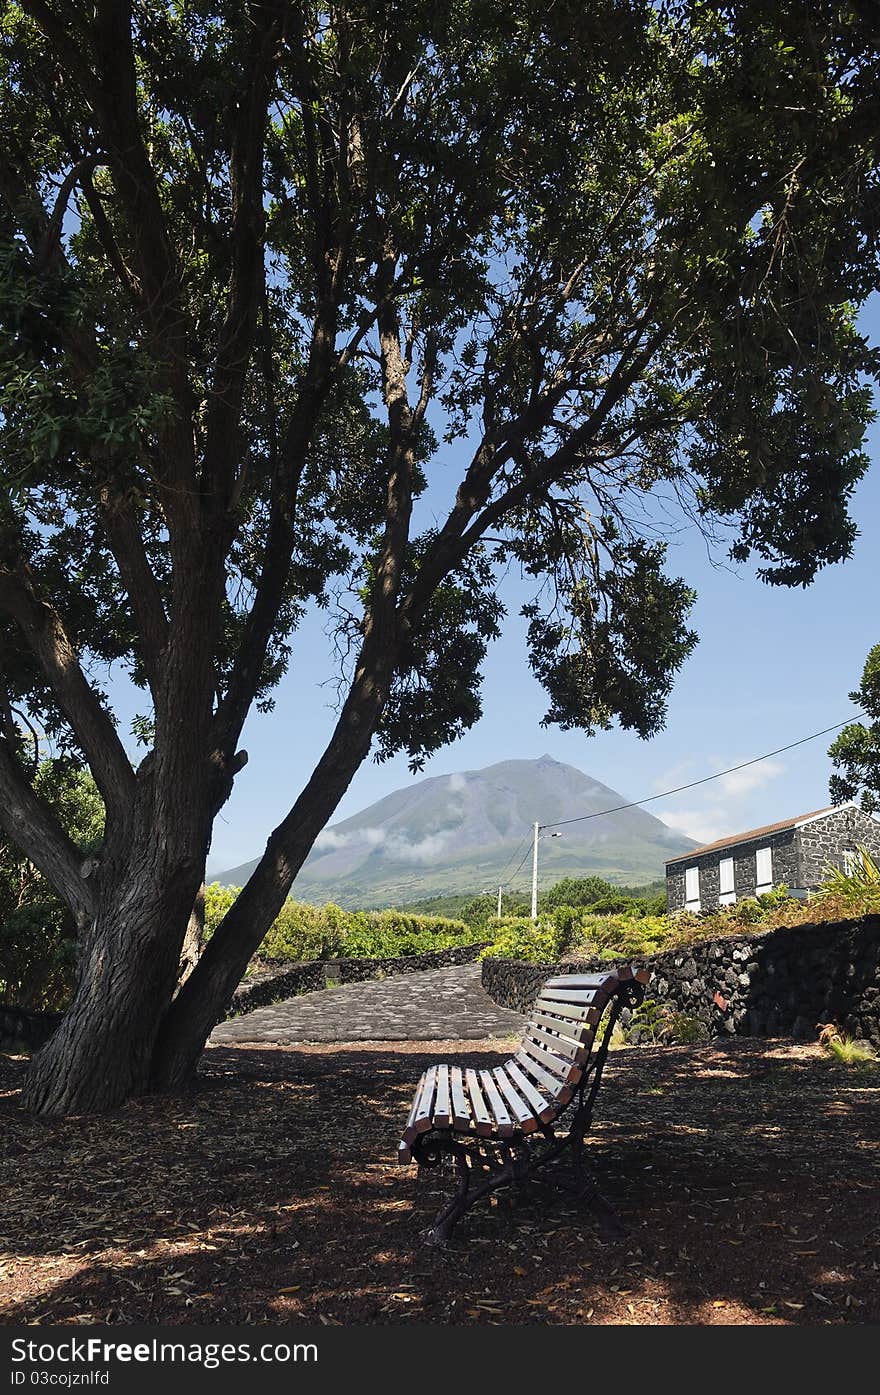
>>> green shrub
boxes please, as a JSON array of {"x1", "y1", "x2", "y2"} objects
[
  {"x1": 202, "y1": 887, "x2": 480, "y2": 963},
  {"x1": 622, "y1": 998, "x2": 707, "y2": 1046},
  {"x1": 479, "y1": 916, "x2": 569, "y2": 962},
  {"x1": 261, "y1": 900, "x2": 349, "y2": 960},
  {"x1": 204, "y1": 883, "x2": 240, "y2": 938},
  {"x1": 338, "y1": 908, "x2": 475, "y2": 958}
]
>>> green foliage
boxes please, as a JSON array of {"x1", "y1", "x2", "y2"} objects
[
  {"x1": 828, "y1": 644, "x2": 880, "y2": 813},
  {"x1": 335, "y1": 909, "x2": 475, "y2": 959},
  {"x1": 203, "y1": 883, "x2": 240, "y2": 939},
  {"x1": 478, "y1": 917, "x2": 570, "y2": 964},
  {"x1": 203, "y1": 885, "x2": 480, "y2": 963},
  {"x1": 0, "y1": 757, "x2": 103, "y2": 1010},
  {"x1": 458, "y1": 892, "x2": 530, "y2": 929},
  {"x1": 624, "y1": 998, "x2": 708, "y2": 1046},
  {"x1": 261, "y1": 900, "x2": 350, "y2": 961},
  {"x1": 539, "y1": 876, "x2": 618, "y2": 910},
  {"x1": 479, "y1": 879, "x2": 856, "y2": 963},
  {"x1": 1, "y1": 0, "x2": 876, "y2": 787}
]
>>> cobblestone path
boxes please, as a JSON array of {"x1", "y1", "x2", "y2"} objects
[{"x1": 210, "y1": 962, "x2": 525, "y2": 1045}]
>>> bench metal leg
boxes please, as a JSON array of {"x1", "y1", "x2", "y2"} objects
[
  {"x1": 417, "y1": 1139, "x2": 523, "y2": 1247},
  {"x1": 414, "y1": 1129, "x2": 625, "y2": 1246}
]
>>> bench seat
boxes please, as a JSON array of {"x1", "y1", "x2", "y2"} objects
[{"x1": 397, "y1": 965, "x2": 647, "y2": 1162}]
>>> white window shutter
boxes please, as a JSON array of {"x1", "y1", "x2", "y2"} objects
[
  {"x1": 719, "y1": 856, "x2": 735, "y2": 905},
  {"x1": 756, "y1": 846, "x2": 772, "y2": 894},
  {"x1": 685, "y1": 865, "x2": 700, "y2": 910}
]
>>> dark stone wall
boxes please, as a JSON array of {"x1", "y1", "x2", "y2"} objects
[
  {"x1": 666, "y1": 830, "x2": 797, "y2": 913},
  {"x1": 224, "y1": 961, "x2": 326, "y2": 1019},
  {"x1": 329, "y1": 941, "x2": 486, "y2": 984},
  {"x1": 481, "y1": 913, "x2": 880, "y2": 1046}
]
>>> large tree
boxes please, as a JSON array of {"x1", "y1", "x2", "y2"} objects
[{"x1": 1, "y1": 0, "x2": 877, "y2": 1115}]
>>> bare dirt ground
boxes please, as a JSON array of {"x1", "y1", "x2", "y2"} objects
[{"x1": 1, "y1": 1037, "x2": 878, "y2": 1326}]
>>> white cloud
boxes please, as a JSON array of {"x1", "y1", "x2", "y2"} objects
[
  {"x1": 717, "y1": 759, "x2": 785, "y2": 798},
  {"x1": 447, "y1": 772, "x2": 467, "y2": 792},
  {"x1": 386, "y1": 831, "x2": 451, "y2": 864},
  {"x1": 313, "y1": 825, "x2": 386, "y2": 853},
  {"x1": 661, "y1": 809, "x2": 732, "y2": 845},
  {"x1": 658, "y1": 756, "x2": 787, "y2": 845}
]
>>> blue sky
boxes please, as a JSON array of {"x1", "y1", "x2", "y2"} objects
[{"x1": 116, "y1": 299, "x2": 872, "y2": 880}]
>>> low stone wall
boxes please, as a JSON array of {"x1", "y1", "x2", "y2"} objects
[
  {"x1": 329, "y1": 941, "x2": 487, "y2": 984},
  {"x1": 225, "y1": 960, "x2": 326, "y2": 1019},
  {"x1": 0, "y1": 1005, "x2": 62, "y2": 1052},
  {"x1": 481, "y1": 914, "x2": 880, "y2": 1045}
]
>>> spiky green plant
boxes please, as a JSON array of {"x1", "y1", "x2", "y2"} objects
[{"x1": 820, "y1": 845, "x2": 880, "y2": 899}]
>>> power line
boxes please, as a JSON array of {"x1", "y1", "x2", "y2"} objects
[
  {"x1": 495, "y1": 832, "x2": 534, "y2": 888},
  {"x1": 503, "y1": 838, "x2": 535, "y2": 890},
  {"x1": 540, "y1": 713, "x2": 866, "y2": 832}
]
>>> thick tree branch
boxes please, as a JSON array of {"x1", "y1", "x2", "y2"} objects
[
  {"x1": 96, "y1": 486, "x2": 169, "y2": 693},
  {"x1": 0, "y1": 565, "x2": 135, "y2": 818},
  {"x1": 0, "y1": 734, "x2": 95, "y2": 927}
]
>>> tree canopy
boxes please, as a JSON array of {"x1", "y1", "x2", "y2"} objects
[
  {"x1": 829, "y1": 642, "x2": 880, "y2": 812},
  {"x1": 0, "y1": 0, "x2": 878, "y2": 1113}
]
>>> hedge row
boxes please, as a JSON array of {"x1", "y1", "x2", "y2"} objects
[{"x1": 205, "y1": 884, "x2": 481, "y2": 962}]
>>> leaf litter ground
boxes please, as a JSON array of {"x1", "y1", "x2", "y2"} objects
[{"x1": 1, "y1": 1037, "x2": 878, "y2": 1325}]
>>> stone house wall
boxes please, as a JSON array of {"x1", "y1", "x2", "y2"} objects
[{"x1": 666, "y1": 806, "x2": 880, "y2": 913}]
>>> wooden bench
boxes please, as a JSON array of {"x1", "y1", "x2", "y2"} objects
[{"x1": 397, "y1": 965, "x2": 649, "y2": 1245}]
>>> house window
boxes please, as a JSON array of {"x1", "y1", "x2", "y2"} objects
[
  {"x1": 842, "y1": 847, "x2": 858, "y2": 876},
  {"x1": 719, "y1": 856, "x2": 735, "y2": 906},
  {"x1": 755, "y1": 845, "x2": 772, "y2": 896},
  {"x1": 684, "y1": 865, "x2": 700, "y2": 911}
]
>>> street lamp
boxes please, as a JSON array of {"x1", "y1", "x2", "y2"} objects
[{"x1": 531, "y1": 823, "x2": 562, "y2": 920}]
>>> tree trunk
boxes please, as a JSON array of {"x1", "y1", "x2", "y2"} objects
[
  {"x1": 21, "y1": 859, "x2": 201, "y2": 1117},
  {"x1": 150, "y1": 670, "x2": 391, "y2": 1090}
]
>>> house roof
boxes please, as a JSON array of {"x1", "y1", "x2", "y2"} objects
[{"x1": 665, "y1": 805, "x2": 847, "y2": 865}]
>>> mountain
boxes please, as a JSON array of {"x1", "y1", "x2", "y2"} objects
[{"x1": 213, "y1": 755, "x2": 696, "y2": 908}]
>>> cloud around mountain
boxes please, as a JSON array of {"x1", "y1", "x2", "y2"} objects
[{"x1": 214, "y1": 755, "x2": 696, "y2": 907}]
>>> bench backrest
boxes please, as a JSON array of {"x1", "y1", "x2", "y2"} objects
[{"x1": 509, "y1": 966, "x2": 650, "y2": 1111}]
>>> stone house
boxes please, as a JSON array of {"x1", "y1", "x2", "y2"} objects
[{"x1": 665, "y1": 803, "x2": 880, "y2": 914}]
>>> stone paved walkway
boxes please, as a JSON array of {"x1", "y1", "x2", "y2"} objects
[{"x1": 210, "y1": 963, "x2": 526, "y2": 1045}]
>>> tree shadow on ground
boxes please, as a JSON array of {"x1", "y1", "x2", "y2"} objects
[{"x1": 1, "y1": 1037, "x2": 878, "y2": 1325}]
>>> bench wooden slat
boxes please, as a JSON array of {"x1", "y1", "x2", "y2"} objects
[
  {"x1": 478, "y1": 1068, "x2": 514, "y2": 1136},
  {"x1": 514, "y1": 1048, "x2": 575, "y2": 1105},
  {"x1": 449, "y1": 1066, "x2": 471, "y2": 1130},
  {"x1": 401, "y1": 1071, "x2": 427, "y2": 1145},
  {"x1": 530, "y1": 1008, "x2": 595, "y2": 1042},
  {"x1": 534, "y1": 993, "x2": 604, "y2": 1020},
  {"x1": 503, "y1": 1060, "x2": 556, "y2": 1124},
  {"x1": 518, "y1": 1033, "x2": 578, "y2": 1082},
  {"x1": 492, "y1": 1066, "x2": 539, "y2": 1132},
  {"x1": 434, "y1": 1063, "x2": 452, "y2": 1127},
  {"x1": 465, "y1": 1068, "x2": 494, "y2": 1136},
  {"x1": 412, "y1": 1065, "x2": 438, "y2": 1133},
  {"x1": 532, "y1": 1004, "x2": 602, "y2": 1037},
  {"x1": 525, "y1": 1022, "x2": 588, "y2": 1062},
  {"x1": 540, "y1": 986, "x2": 608, "y2": 1007},
  {"x1": 544, "y1": 973, "x2": 618, "y2": 990}
]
